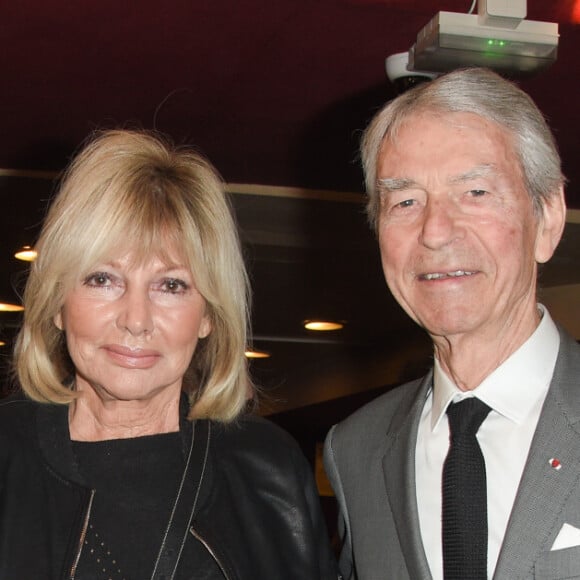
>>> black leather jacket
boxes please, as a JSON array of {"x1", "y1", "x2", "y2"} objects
[{"x1": 0, "y1": 394, "x2": 338, "y2": 579}]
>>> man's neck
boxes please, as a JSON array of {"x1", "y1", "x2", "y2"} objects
[{"x1": 432, "y1": 308, "x2": 542, "y2": 392}]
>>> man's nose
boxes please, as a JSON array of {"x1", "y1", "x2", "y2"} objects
[{"x1": 419, "y1": 199, "x2": 462, "y2": 250}]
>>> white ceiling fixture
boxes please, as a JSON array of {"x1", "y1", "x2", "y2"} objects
[{"x1": 387, "y1": 0, "x2": 559, "y2": 86}]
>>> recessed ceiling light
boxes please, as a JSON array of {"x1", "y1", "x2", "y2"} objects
[
  {"x1": 14, "y1": 246, "x2": 37, "y2": 262},
  {"x1": 0, "y1": 341, "x2": 5, "y2": 347},
  {"x1": 0, "y1": 303, "x2": 24, "y2": 312},
  {"x1": 244, "y1": 349, "x2": 271, "y2": 359},
  {"x1": 303, "y1": 320, "x2": 344, "y2": 331}
]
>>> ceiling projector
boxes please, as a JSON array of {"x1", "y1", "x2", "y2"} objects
[{"x1": 387, "y1": 0, "x2": 559, "y2": 85}]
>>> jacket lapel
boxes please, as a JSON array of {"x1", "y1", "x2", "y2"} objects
[
  {"x1": 382, "y1": 373, "x2": 434, "y2": 580},
  {"x1": 494, "y1": 331, "x2": 580, "y2": 579}
]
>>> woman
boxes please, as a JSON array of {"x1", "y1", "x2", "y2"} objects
[{"x1": 0, "y1": 130, "x2": 337, "y2": 579}]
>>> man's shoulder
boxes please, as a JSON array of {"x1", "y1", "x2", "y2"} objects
[
  {"x1": 550, "y1": 326, "x2": 580, "y2": 413},
  {"x1": 556, "y1": 325, "x2": 580, "y2": 367},
  {"x1": 336, "y1": 376, "x2": 426, "y2": 435},
  {"x1": 324, "y1": 375, "x2": 428, "y2": 482},
  {"x1": 327, "y1": 374, "x2": 429, "y2": 464}
]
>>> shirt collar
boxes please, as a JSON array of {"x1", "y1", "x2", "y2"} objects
[{"x1": 430, "y1": 305, "x2": 560, "y2": 431}]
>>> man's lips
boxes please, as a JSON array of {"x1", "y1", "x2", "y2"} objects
[{"x1": 418, "y1": 270, "x2": 477, "y2": 281}]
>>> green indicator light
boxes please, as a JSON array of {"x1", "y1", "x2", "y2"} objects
[{"x1": 487, "y1": 39, "x2": 507, "y2": 48}]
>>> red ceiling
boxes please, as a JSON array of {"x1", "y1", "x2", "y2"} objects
[{"x1": 1, "y1": 0, "x2": 578, "y2": 206}]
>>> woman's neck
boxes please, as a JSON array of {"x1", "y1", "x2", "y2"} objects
[{"x1": 68, "y1": 387, "x2": 181, "y2": 441}]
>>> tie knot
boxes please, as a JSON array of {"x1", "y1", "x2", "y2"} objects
[{"x1": 446, "y1": 398, "x2": 491, "y2": 439}]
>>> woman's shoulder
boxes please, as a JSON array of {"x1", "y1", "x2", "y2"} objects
[
  {"x1": 0, "y1": 393, "x2": 39, "y2": 460},
  {"x1": 211, "y1": 413, "x2": 298, "y2": 448},
  {"x1": 208, "y1": 414, "x2": 308, "y2": 471},
  {"x1": 0, "y1": 392, "x2": 37, "y2": 427}
]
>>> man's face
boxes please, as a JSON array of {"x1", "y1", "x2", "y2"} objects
[{"x1": 376, "y1": 111, "x2": 560, "y2": 343}]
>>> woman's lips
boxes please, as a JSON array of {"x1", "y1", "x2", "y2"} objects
[{"x1": 103, "y1": 344, "x2": 161, "y2": 368}]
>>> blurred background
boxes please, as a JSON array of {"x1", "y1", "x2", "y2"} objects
[{"x1": 0, "y1": 2, "x2": 578, "y2": 521}]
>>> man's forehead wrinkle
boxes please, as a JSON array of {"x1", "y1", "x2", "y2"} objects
[{"x1": 447, "y1": 164, "x2": 498, "y2": 185}]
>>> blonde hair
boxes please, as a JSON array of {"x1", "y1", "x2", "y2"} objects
[{"x1": 15, "y1": 129, "x2": 253, "y2": 422}]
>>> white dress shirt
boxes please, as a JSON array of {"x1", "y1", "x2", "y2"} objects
[{"x1": 415, "y1": 306, "x2": 560, "y2": 579}]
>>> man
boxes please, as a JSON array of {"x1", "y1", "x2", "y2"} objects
[{"x1": 324, "y1": 67, "x2": 579, "y2": 580}]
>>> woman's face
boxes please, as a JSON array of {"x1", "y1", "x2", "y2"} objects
[{"x1": 55, "y1": 249, "x2": 211, "y2": 404}]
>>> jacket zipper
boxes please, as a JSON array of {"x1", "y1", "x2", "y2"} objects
[
  {"x1": 69, "y1": 489, "x2": 95, "y2": 580},
  {"x1": 189, "y1": 526, "x2": 231, "y2": 580}
]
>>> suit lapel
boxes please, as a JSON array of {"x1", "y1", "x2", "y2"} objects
[
  {"x1": 382, "y1": 373, "x2": 434, "y2": 580},
  {"x1": 494, "y1": 331, "x2": 580, "y2": 579}
]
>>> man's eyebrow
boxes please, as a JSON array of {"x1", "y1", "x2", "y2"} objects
[
  {"x1": 377, "y1": 165, "x2": 499, "y2": 192},
  {"x1": 448, "y1": 164, "x2": 496, "y2": 185},
  {"x1": 376, "y1": 177, "x2": 418, "y2": 193}
]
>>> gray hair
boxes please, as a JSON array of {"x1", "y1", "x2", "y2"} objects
[{"x1": 361, "y1": 67, "x2": 565, "y2": 230}]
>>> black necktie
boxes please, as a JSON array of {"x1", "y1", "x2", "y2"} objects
[{"x1": 442, "y1": 398, "x2": 491, "y2": 580}]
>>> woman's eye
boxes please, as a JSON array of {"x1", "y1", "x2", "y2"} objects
[
  {"x1": 398, "y1": 199, "x2": 415, "y2": 208},
  {"x1": 468, "y1": 189, "x2": 488, "y2": 197},
  {"x1": 83, "y1": 272, "x2": 112, "y2": 287},
  {"x1": 161, "y1": 278, "x2": 189, "y2": 294}
]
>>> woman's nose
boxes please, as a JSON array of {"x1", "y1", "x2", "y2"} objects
[{"x1": 116, "y1": 289, "x2": 154, "y2": 336}]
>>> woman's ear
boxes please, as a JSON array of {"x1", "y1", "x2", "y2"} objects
[
  {"x1": 54, "y1": 310, "x2": 63, "y2": 331},
  {"x1": 535, "y1": 186, "x2": 566, "y2": 264},
  {"x1": 198, "y1": 315, "x2": 212, "y2": 339}
]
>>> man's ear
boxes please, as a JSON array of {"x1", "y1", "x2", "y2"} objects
[{"x1": 535, "y1": 186, "x2": 566, "y2": 264}]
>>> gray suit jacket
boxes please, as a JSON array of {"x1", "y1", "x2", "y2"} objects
[{"x1": 324, "y1": 327, "x2": 580, "y2": 580}]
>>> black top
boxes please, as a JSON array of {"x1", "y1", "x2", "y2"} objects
[
  {"x1": 72, "y1": 432, "x2": 223, "y2": 580},
  {"x1": 0, "y1": 393, "x2": 338, "y2": 579}
]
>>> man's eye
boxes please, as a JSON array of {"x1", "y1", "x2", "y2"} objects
[
  {"x1": 392, "y1": 199, "x2": 416, "y2": 211},
  {"x1": 83, "y1": 272, "x2": 112, "y2": 287},
  {"x1": 468, "y1": 189, "x2": 488, "y2": 197}
]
